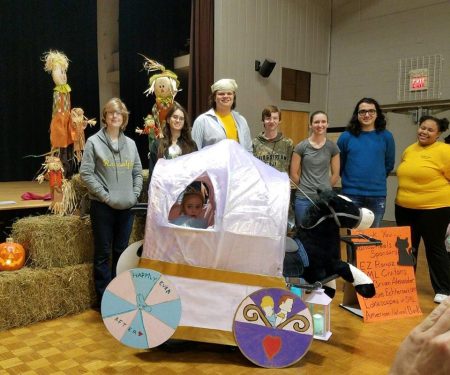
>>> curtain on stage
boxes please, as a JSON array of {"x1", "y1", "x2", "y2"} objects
[
  {"x1": 119, "y1": 0, "x2": 191, "y2": 168},
  {"x1": 188, "y1": 0, "x2": 214, "y2": 122},
  {"x1": 0, "y1": 0, "x2": 98, "y2": 182},
  {"x1": 119, "y1": 0, "x2": 214, "y2": 167}
]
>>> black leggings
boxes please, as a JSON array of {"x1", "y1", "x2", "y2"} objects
[{"x1": 395, "y1": 205, "x2": 450, "y2": 295}]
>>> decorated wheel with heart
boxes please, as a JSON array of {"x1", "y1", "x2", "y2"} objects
[{"x1": 233, "y1": 287, "x2": 313, "y2": 368}]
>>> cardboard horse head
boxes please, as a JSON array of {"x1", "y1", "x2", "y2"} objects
[{"x1": 286, "y1": 190, "x2": 376, "y2": 299}]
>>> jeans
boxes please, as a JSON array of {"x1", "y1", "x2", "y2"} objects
[
  {"x1": 294, "y1": 197, "x2": 314, "y2": 227},
  {"x1": 342, "y1": 195, "x2": 386, "y2": 228},
  {"x1": 90, "y1": 200, "x2": 134, "y2": 304}
]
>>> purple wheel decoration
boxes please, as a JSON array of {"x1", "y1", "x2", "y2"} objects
[
  {"x1": 101, "y1": 268, "x2": 181, "y2": 349},
  {"x1": 233, "y1": 287, "x2": 313, "y2": 368}
]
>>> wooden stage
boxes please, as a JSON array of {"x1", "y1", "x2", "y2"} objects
[
  {"x1": 0, "y1": 181, "x2": 51, "y2": 211},
  {"x1": 0, "y1": 181, "x2": 51, "y2": 242}
]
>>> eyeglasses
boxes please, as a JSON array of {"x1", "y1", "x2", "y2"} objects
[
  {"x1": 171, "y1": 115, "x2": 185, "y2": 122},
  {"x1": 106, "y1": 111, "x2": 122, "y2": 117},
  {"x1": 357, "y1": 109, "x2": 377, "y2": 116}
]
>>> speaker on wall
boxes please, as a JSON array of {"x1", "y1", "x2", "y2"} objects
[{"x1": 255, "y1": 58, "x2": 276, "y2": 78}]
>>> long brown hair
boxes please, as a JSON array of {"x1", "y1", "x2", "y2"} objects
[
  {"x1": 157, "y1": 102, "x2": 197, "y2": 158},
  {"x1": 347, "y1": 97, "x2": 386, "y2": 136}
]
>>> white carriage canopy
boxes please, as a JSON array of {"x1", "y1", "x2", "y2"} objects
[{"x1": 142, "y1": 139, "x2": 290, "y2": 277}]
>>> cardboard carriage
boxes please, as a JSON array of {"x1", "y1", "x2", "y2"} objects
[
  {"x1": 139, "y1": 140, "x2": 291, "y2": 345},
  {"x1": 102, "y1": 140, "x2": 318, "y2": 367},
  {"x1": 102, "y1": 140, "x2": 383, "y2": 367}
]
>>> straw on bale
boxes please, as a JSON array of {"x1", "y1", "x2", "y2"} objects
[
  {"x1": 129, "y1": 169, "x2": 149, "y2": 243},
  {"x1": 69, "y1": 173, "x2": 90, "y2": 215},
  {"x1": 70, "y1": 173, "x2": 89, "y2": 196},
  {"x1": 11, "y1": 215, "x2": 94, "y2": 268},
  {"x1": 139, "y1": 169, "x2": 150, "y2": 203},
  {"x1": 129, "y1": 215, "x2": 146, "y2": 243},
  {"x1": 0, "y1": 264, "x2": 95, "y2": 331}
]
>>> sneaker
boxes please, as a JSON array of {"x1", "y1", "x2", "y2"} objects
[{"x1": 433, "y1": 293, "x2": 449, "y2": 304}]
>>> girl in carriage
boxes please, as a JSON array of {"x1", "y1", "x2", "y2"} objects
[{"x1": 170, "y1": 185, "x2": 208, "y2": 229}]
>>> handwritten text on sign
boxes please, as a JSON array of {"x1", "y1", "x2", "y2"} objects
[{"x1": 352, "y1": 227, "x2": 422, "y2": 322}]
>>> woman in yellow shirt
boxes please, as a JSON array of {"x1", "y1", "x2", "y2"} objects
[{"x1": 395, "y1": 115, "x2": 450, "y2": 304}]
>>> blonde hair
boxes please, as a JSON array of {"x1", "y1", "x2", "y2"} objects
[
  {"x1": 141, "y1": 55, "x2": 180, "y2": 97},
  {"x1": 42, "y1": 50, "x2": 69, "y2": 73},
  {"x1": 260, "y1": 295, "x2": 274, "y2": 309},
  {"x1": 102, "y1": 98, "x2": 130, "y2": 130}
]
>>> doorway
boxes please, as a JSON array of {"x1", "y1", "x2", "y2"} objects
[{"x1": 280, "y1": 110, "x2": 309, "y2": 145}]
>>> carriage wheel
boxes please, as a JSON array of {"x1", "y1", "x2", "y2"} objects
[
  {"x1": 233, "y1": 287, "x2": 313, "y2": 368},
  {"x1": 101, "y1": 268, "x2": 181, "y2": 349}
]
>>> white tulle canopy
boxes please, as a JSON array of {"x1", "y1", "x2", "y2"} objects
[
  {"x1": 143, "y1": 139, "x2": 290, "y2": 277},
  {"x1": 141, "y1": 140, "x2": 290, "y2": 337}
]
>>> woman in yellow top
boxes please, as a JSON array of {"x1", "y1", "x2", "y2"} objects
[{"x1": 395, "y1": 115, "x2": 450, "y2": 304}]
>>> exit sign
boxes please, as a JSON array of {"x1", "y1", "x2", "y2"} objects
[{"x1": 409, "y1": 69, "x2": 428, "y2": 91}]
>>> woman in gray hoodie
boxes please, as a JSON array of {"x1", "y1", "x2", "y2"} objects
[{"x1": 80, "y1": 98, "x2": 143, "y2": 306}]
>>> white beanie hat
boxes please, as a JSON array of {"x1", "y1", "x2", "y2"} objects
[{"x1": 211, "y1": 78, "x2": 238, "y2": 93}]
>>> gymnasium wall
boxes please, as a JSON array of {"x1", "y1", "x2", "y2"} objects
[
  {"x1": 328, "y1": 0, "x2": 450, "y2": 220},
  {"x1": 213, "y1": 0, "x2": 332, "y2": 136},
  {"x1": 329, "y1": 0, "x2": 450, "y2": 124}
]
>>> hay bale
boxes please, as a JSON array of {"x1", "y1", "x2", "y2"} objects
[
  {"x1": 70, "y1": 173, "x2": 90, "y2": 216},
  {"x1": 138, "y1": 169, "x2": 150, "y2": 204},
  {"x1": 70, "y1": 173, "x2": 89, "y2": 200},
  {"x1": 129, "y1": 169, "x2": 149, "y2": 243},
  {"x1": 11, "y1": 215, "x2": 94, "y2": 268},
  {"x1": 0, "y1": 264, "x2": 96, "y2": 331},
  {"x1": 129, "y1": 215, "x2": 146, "y2": 243}
]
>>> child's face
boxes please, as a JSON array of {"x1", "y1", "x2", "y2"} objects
[{"x1": 183, "y1": 195, "x2": 203, "y2": 218}]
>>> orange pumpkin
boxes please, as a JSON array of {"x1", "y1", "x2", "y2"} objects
[{"x1": 0, "y1": 238, "x2": 26, "y2": 271}]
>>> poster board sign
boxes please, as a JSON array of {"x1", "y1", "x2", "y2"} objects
[{"x1": 351, "y1": 226, "x2": 422, "y2": 322}]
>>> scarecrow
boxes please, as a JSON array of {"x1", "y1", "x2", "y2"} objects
[
  {"x1": 136, "y1": 56, "x2": 180, "y2": 152},
  {"x1": 70, "y1": 107, "x2": 96, "y2": 163},
  {"x1": 36, "y1": 155, "x2": 75, "y2": 215},
  {"x1": 42, "y1": 50, "x2": 74, "y2": 178}
]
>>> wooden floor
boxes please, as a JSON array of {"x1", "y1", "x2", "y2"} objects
[{"x1": 0, "y1": 243, "x2": 437, "y2": 375}]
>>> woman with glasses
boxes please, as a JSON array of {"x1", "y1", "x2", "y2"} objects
[
  {"x1": 149, "y1": 102, "x2": 197, "y2": 178},
  {"x1": 337, "y1": 97, "x2": 395, "y2": 227},
  {"x1": 80, "y1": 97, "x2": 143, "y2": 307}
]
